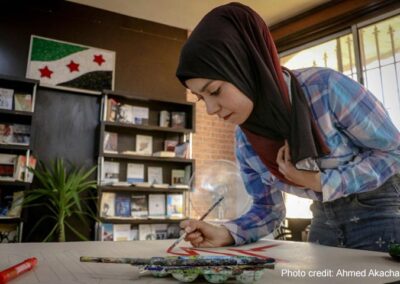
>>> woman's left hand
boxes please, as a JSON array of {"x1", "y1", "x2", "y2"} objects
[{"x1": 276, "y1": 141, "x2": 322, "y2": 192}]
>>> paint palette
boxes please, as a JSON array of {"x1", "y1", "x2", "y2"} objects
[
  {"x1": 80, "y1": 255, "x2": 275, "y2": 283},
  {"x1": 389, "y1": 243, "x2": 400, "y2": 261}
]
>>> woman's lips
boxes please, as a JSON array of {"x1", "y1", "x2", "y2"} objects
[{"x1": 223, "y1": 113, "x2": 232, "y2": 120}]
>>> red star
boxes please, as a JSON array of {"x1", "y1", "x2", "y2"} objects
[
  {"x1": 93, "y1": 54, "x2": 105, "y2": 66},
  {"x1": 39, "y1": 65, "x2": 53, "y2": 78},
  {"x1": 66, "y1": 60, "x2": 80, "y2": 72}
]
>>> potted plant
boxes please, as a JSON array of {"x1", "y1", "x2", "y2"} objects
[{"x1": 24, "y1": 158, "x2": 97, "y2": 242}]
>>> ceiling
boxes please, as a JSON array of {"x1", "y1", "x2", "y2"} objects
[{"x1": 67, "y1": 0, "x2": 330, "y2": 30}]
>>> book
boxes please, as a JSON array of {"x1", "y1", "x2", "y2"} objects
[
  {"x1": 159, "y1": 110, "x2": 170, "y2": 127},
  {"x1": 100, "y1": 192, "x2": 115, "y2": 217},
  {"x1": 14, "y1": 155, "x2": 37, "y2": 183},
  {"x1": 114, "y1": 193, "x2": 131, "y2": 217},
  {"x1": 175, "y1": 142, "x2": 189, "y2": 158},
  {"x1": 134, "y1": 182, "x2": 151, "y2": 187},
  {"x1": 171, "y1": 111, "x2": 186, "y2": 128},
  {"x1": 10, "y1": 124, "x2": 30, "y2": 145},
  {"x1": 132, "y1": 106, "x2": 149, "y2": 125},
  {"x1": 106, "y1": 98, "x2": 119, "y2": 122},
  {"x1": 126, "y1": 163, "x2": 144, "y2": 184},
  {"x1": 152, "y1": 151, "x2": 175, "y2": 158},
  {"x1": 147, "y1": 166, "x2": 163, "y2": 185},
  {"x1": 0, "y1": 124, "x2": 13, "y2": 144},
  {"x1": 0, "y1": 88, "x2": 14, "y2": 110},
  {"x1": 103, "y1": 132, "x2": 118, "y2": 153},
  {"x1": 14, "y1": 93, "x2": 32, "y2": 112},
  {"x1": 139, "y1": 224, "x2": 155, "y2": 240},
  {"x1": 113, "y1": 224, "x2": 131, "y2": 241},
  {"x1": 117, "y1": 104, "x2": 132, "y2": 124},
  {"x1": 171, "y1": 169, "x2": 186, "y2": 185},
  {"x1": 164, "y1": 140, "x2": 178, "y2": 152},
  {"x1": 167, "y1": 194, "x2": 184, "y2": 219},
  {"x1": 100, "y1": 223, "x2": 114, "y2": 241},
  {"x1": 148, "y1": 194, "x2": 166, "y2": 218},
  {"x1": 169, "y1": 184, "x2": 190, "y2": 189},
  {"x1": 167, "y1": 223, "x2": 181, "y2": 239},
  {"x1": 131, "y1": 194, "x2": 148, "y2": 218},
  {"x1": 0, "y1": 223, "x2": 18, "y2": 243},
  {"x1": 7, "y1": 191, "x2": 24, "y2": 217},
  {"x1": 153, "y1": 224, "x2": 168, "y2": 240},
  {"x1": 121, "y1": 150, "x2": 141, "y2": 156},
  {"x1": 0, "y1": 154, "x2": 17, "y2": 181},
  {"x1": 0, "y1": 192, "x2": 13, "y2": 216},
  {"x1": 102, "y1": 161, "x2": 119, "y2": 185},
  {"x1": 112, "y1": 181, "x2": 131, "y2": 187},
  {"x1": 152, "y1": 183, "x2": 169, "y2": 189},
  {"x1": 130, "y1": 225, "x2": 139, "y2": 241},
  {"x1": 135, "y1": 135, "x2": 152, "y2": 155}
]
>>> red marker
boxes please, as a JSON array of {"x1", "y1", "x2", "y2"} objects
[{"x1": 0, "y1": 257, "x2": 37, "y2": 284}]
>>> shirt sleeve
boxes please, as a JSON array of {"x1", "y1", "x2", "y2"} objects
[
  {"x1": 320, "y1": 70, "x2": 400, "y2": 201},
  {"x1": 222, "y1": 129, "x2": 286, "y2": 245}
]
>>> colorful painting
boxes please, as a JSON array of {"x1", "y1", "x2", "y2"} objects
[{"x1": 26, "y1": 35, "x2": 115, "y2": 94}]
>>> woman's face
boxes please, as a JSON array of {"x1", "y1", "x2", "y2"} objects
[{"x1": 185, "y1": 78, "x2": 253, "y2": 125}]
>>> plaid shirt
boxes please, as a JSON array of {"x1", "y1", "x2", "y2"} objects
[{"x1": 223, "y1": 67, "x2": 400, "y2": 245}]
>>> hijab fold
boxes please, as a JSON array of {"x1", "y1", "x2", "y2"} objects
[{"x1": 176, "y1": 2, "x2": 329, "y2": 184}]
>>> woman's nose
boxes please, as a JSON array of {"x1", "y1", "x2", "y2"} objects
[{"x1": 205, "y1": 98, "x2": 220, "y2": 115}]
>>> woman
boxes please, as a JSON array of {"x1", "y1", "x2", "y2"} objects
[{"x1": 176, "y1": 2, "x2": 400, "y2": 252}]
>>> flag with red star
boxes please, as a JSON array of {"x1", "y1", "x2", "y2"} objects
[{"x1": 26, "y1": 35, "x2": 115, "y2": 94}]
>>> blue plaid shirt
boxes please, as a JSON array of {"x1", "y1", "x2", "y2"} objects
[{"x1": 223, "y1": 67, "x2": 400, "y2": 245}]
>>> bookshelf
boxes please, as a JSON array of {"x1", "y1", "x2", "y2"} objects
[
  {"x1": 96, "y1": 90, "x2": 195, "y2": 241},
  {"x1": 0, "y1": 74, "x2": 38, "y2": 243}
]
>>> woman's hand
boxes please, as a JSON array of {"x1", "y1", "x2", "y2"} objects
[
  {"x1": 179, "y1": 219, "x2": 235, "y2": 248},
  {"x1": 277, "y1": 141, "x2": 322, "y2": 192}
]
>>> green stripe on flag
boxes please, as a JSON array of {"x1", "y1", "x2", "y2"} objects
[{"x1": 31, "y1": 37, "x2": 88, "y2": 61}]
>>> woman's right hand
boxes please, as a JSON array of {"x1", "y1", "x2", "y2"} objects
[{"x1": 180, "y1": 219, "x2": 235, "y2": 248}]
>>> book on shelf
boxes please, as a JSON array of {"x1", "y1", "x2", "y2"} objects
[
  {"x1": 134, "y1": 182, "x2": 151, "y2": 188},
  {"x1": 121, "y1": 150, "x2": 141, "y2": 156},
  {"x1": 7, "y1": 191, "x2": 24, "y2": 217},
  {"x1": 0, "y1": 154, "x2": 17, "y2": 181},
  {"x1": 167, "y1": 194, "x2": 184, "y2": 219},
  {"x1": 153, "y1": 224, "x2": 168, "y2": 240},
  {"x1": 126, "y1": 163, "x2": 144, "y2": 184},
  {"x1": 171, "y1": 111, "x2": 186, "y2": 129},
  {"x1": 112, "y1": 181, "x2": 131, "y2": 187},
  {"x1": 147, "y1": 166, "x2": 163, "y2": 185},
  {"x1": 0, "y1": 223, "x2": 19, "y2": 243},
  {"x1": 0, "y1": 124, "x2": 13, "y2": 144},
  {"x1": 100, "y1": 192, "x2": 115, "y2": 217},
  {"x1": 132, "y1": 106, "x2": 149, "y2": 125},
  {"x1": 14, "y1": 155, "x2": 37, "y2": 183},
  {"x1": 14, "y1": 93, "x2": 32, "y2": 112},
  {"x1": 152, "y1": 183, "x2": 169, "y2": 189},
  {"x1": 131, "y1": 194, "x2": 148, "y2": 218},
  {"x1": 159, "y1": 110, "x2": 170, "y2": 127},
  {"x1": 167, "y1": 223, "x2": 181, "y2": 239},
  {"x1": 130, "y1": 225, "x2": 139, "y2": 241},
  {"x1": 114, "y1": 193, "x2": 131, "y2": 217},
  {"x1": 103, "y1": 132, "x2": 118, "y2": 153},
  {"x1": 117, "y1": 104, "x2": 133, "y2": 124},
  {"x1": 102, "y1": 161, "x2": 119, "y2": 185},
  {"x1": 0, "y1": 192, "x2": 13, "y2": 217},
  {"x1": 9, "y1": 124, "x2": 30, "y2": 145},
  {"x1": 148, "y1": 194, "x2": 166, "y2": 218},
  {"x1": 135, "y1": 135, "x2": 152, "y2": 156},
  {"x1": 175, "y1": 142, "x2": 189, "y2": 158},
  {"x1": 171, "y1": 169, "x2": 186, "y2": 185},
  {"x1": 169, "y1": 184, "x2": 190, "y2": 189},
  {"x1": 113, "y1": 224, "x2": 131, "y2": 241},
  {"x1": 138, "y1": 224, "x2": 154, "y2": 240},
  {"x1": 100, "y1": 223, "x2": 114, "y2": 241},
  {"x1": 0, "y1": 87, "x2": 14, "y2": 110},
  {"x1": 152, "y1": 151, "x2": 175, "y2": 158},
  {"x1": 164, "y1": 140, "x2": 178, "y2": 152},
  {"x1": 106, "y1": 98, "x2": 119, "y2": 122}
]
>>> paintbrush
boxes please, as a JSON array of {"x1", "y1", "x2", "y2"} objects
[{"x1": 167, "y1": 196, "x2": 224, "y2": 252}]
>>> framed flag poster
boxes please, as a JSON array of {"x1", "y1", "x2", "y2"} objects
[{"x1": 26, "y1": 35, "x2": 115, "y2": 95}]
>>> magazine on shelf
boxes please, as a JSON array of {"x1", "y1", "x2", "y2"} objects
[
  {"x1": 0, "y1": 124, "x2": 13, "y2": 144},
  {"x1": 131, "y1": 194, "x2": 148, "y2": 218},
  {"x1": 167, "y1": 193, "x2": 184, "y2": 219},
  {"x1": 0, "y1": 154, "x2": 17, "y2": 181},
  {"x1": 106, "y1": 98, "x2": 119, "y2": 122},
  {"x1": 14, "y1": 155, "x2": 37, "y2": 183},
  {"x1": 100, "y1": 223, "x2": 114, "y2": 241},
  {"x1": 113, "y1": 224, "x2": 131, "y2": 241},
  {"x1": 0, "y1": 223, "x2": 19, "y2": 243},
  {"x1": 147, "y1": 166, "x2": 163, "y2": 185},
  {"x1": 153, "y1": 224, "x2": 168, "y2": 240},
  {"x1": 10, "y1": 124, "x2": 30, "y2": 145},
  {"x1": 171, "y1": 169, "x2": 186, "y2": 185},
  {"x1": 116, "y1": 104, "x2": 132, "y2": 124},
  {"x1": 132, "y1": 106, "x2": 149, "y2": 125},
  {"x1": 102, "y1": 161, "x2": 119, "y2": 185},
  {"x1": 152, "y1": 151, "x2": 175, "y2": 158},
  {"x1": 100, "y1": 192, "x2": 116, "y2": 217},
  {"x1": 148, "y1": 194, "x2": 166, "y2": 218},
  {"x1": 135, "y1": 135, "x2": 152, "y2": 155},
  {"x1": 0, "y1": 88, "x2": 14, "y2": 110},
  {"x1": 126, "y1": 163, "x2": 144, "y2": 184},
  {"x1": 14, "y1": 93, "x2": 32, "y2": 112},
  {"x1": 171, "y1": 112, "x2": 186, "y2": 129},
  {"x1": 159, "y1": 110, "x2": 170, "y2": 127},
  {"x1": 103, "y1": 132, "x2": 118, "y2": 153},
  {"x1": 167, "y1": 223, "x2": 181, "y2": 239},
  {"x1": 138, "y1": 224, "x2": 154, "y2": 240},
  {"x1": 114, "y1": 193, "x2": 131, "y2": 217},
  {"x1": 130, "y1": 225, "x2": 139, "y2": 241},
  {"x1": 152, "y1": 183, "x2": 169, "y2": 189},
  {"x1": 7, "y1": 191, "x2": 24, "y2": 217},
  {"x1": 164, "y1": 140, "x2": 178, "y2": 152},
  {"x1": 112, "y1": 181, "x2": 131, "y2": 187}
]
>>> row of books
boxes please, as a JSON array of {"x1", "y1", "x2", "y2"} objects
[
  {"x1": 0, "y1": 223, "x2": 19, "y2": 243},
  {"x1": 100, "y1": 222, "x2": 181, "y2": 241},
  {"x1": 0, "y1": 123, "x2": 31, "y2": 146},
  {"x1": 106, "y1": 98, "x2": 187, "y2": 129},
  {"x1": 104, "y1": 132, "x2": 189, "y2": 158},
  {"x1": 0, "y1": 154, "x2": 36, "y2": 182},
  {"x1": 101, "y1": 192, "x2": 184, "y2": 219},
  {"x1": 102, "y1": 161, "x2": 190, "y2": 186},
  {"x1": 0, "y1": 87, "x2": 33, "y2": 112},
  {"x1": 0, "y1": 191, "x2": 23, "y2": 218}
]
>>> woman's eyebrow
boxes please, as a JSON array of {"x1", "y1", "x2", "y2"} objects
[{"x1": 200, "y1": 80, "x2": 213, "y2": 92}]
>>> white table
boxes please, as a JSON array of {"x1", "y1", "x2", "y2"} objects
[{"x1": 0, "y1": 239, "x2": 399, "y2": 283}]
